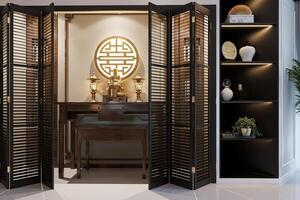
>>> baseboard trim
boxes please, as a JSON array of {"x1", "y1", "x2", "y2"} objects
[
  {"x1": 280, "y1": 167, "x2": 297, "y2": 183},
  {"x1": 280, "y1": 161, "x2": 297, "y2": 184},
  {"x1": 217, "y1": 178, "x2": 280, "y2": 184}
]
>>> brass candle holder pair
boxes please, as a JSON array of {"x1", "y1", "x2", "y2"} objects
[{"x1": 87, "y1": 71, "x2": 144, "y2": 102}]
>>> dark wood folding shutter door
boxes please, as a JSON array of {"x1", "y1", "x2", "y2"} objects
[
  {"x1": 0, "y1": 7, "x2": 9, "y2": 188},
  {"x1": 170, "y1": 4, "x2": 194, "y2": 189},
  {"x1": 41, "y1": 4, "x2": 54, "y2": 189},
  {"x1": 193, "y1": 5, "x2": 211, "y2": 189},
  {"x1": 148, "y1": 3, "x2": 169, "y2": 189},
  {"x1": 9, "y1": 5, "x2": 41, "y2": 188}
]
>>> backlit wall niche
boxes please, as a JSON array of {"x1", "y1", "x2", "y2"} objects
[{"x1": 95, "y1": 36, "x2": 139, "y2": 80}]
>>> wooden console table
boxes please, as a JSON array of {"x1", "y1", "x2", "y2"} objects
[
  {"x1": 57, "y1": 102, "x2": 148, "y2": 179},
  {"x1": 57, "y1": 102, "x2": 101, "y2": 178},
  {"x1": 75, "y1": 114, "x2": 147, "y2": 179}
]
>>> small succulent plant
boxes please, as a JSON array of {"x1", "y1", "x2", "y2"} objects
[{"x1": 232, "y1": 116, "x2": 262, "y2": 137}]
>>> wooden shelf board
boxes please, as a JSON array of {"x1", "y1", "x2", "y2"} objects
[
  {"x1": 221, "y1": 61, "x2": 273, "y2": 66},
  {"x1": 220, "y1": 137, "x2": 277, "y2": 141},
  {"x1": 221, "y1": 23, "x2": 275, "y2": 29},
  {"x1": 221, "y1": 100, "x2": 275, "y2": 104}
]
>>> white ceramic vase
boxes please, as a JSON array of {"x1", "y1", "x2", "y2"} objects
[
  {"x1": 241, "y1": 128, "x2": 252, "y2": 136},
  {"x1": 239, "y1": 45, "x2": 256, "y2": 62},
  {"x1": 221, "y1": 87, "x2": 233, "y2": 101}
]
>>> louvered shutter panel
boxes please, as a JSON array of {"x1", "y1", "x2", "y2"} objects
[
  {"x1": 41, "y1": 3, "x2": 54, "y2": 189},
  {"x1": 148, "y1": 3, "x2": 170, "y2": 189},
  {"x1": 170, "y1": 3, "x2": 194, "y2": 189},
  {"x1": 9, "y1": 4, "x2": 41, "y2": 188},
  {"x1": 0, "y1": 6, "x2": 9, "y2": 188},
  {"x1": 193, "y1": 4, "x2": 211, "y2": 189},
  {"x1": 148, "y1": 2, "x2": 213, "y2": 190}
]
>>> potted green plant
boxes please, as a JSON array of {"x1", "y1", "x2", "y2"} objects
[
  {"x1": 287, "y1": 59, "x2": 300, "y2": 114},
  {"x1": 232, "y1": 117, "x2": 261, "y2": 137}
]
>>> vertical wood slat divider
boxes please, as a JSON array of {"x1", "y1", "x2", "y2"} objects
[
  {"x1": 150, "y1": 3, "x2": 211, "y2": 190},
  {"x1": 0, "y1": 9, "x2": 9, "y2": 188},
  {"x1": 10, "y1": 11, "x2": 40, "y2": 188},
  {"x1": 0, "y1": 4, "x2": 54, "y2": 189},
  {"x1": 41, "y1": 7, "x2": 54, "y2": 188},
  {"x1": 194, "y1": 9, "x2": 210, "y2": 188},
  {"x1": 170, "y1": 10, "x2": 193, "y2": 189},
  {"x1": 149, "y1": 4, "x2": 169, "y2": 189}
]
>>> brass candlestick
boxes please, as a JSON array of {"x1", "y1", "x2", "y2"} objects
[
  {"x1": 87, "y1": 73, "x2": 100, "y2": 102},
  {"x1": 133, "y1": 74, "x2": 145, "y2": 102}
]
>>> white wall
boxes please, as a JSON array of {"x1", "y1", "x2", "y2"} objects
[
  {"x1": 57, "y1": 14, "x2": 65, "y2": 102},
  {"x1": 279, "y1": 0, "x2": 297, "y2": 178},
  {"x1": 296, "y1": 113, "x2": 300, "y2": 168},
  {"x1": 62, "y1": 14, "x2": 148, "y2": 102},
  {"x1": 295, "y1": 0, "x2": 300, "y2": 169}
]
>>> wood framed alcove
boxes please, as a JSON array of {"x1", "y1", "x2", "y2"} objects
[{"x1": 0, "y1": 2, "x2": 216, "y2": 190}]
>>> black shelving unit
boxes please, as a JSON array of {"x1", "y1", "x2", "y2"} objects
[{"x1": 220, "y1": 0, "x2": 279, "y2": 179}]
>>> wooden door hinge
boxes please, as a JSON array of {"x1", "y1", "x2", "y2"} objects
[
  {"x1": 192, "y1": 96, "x2": 195, "y2": 103},
  {"x1": 192, "y1": 16, "x2": 195, "y2": 23},
  {"x1": 192, "y1": 166, "x2": 196, "y2": 174}
]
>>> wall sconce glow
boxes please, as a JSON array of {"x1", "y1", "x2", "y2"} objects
[
  {"x1": 221, "y1": 62, "x2": 273, "y2": 66},
  {"x1": 221, "y1": 24, "x2": 273, "y2": 28},
  {"x1": 95, "y1": 36, "x2": 139, "y2": 80},
  {"x1": 264, "y1": 101, "x2": 273, "y2": 104}
]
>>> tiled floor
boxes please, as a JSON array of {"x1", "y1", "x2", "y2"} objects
[{"x1": 1, "y1": 168, "x2": 300, "y2": 200}]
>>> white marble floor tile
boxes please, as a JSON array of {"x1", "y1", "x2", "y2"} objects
[{"x1": 1, "y1": 169, "x2": 300, "y2": 200}]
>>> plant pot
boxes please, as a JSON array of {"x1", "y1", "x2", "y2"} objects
[{"x1": 241, "y1": 128, "x2": 251, "y2": 136}]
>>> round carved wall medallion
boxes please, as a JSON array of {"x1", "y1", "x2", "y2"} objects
[{"x1": 94, "y1": 36, "x2": 139, "y2": 80}]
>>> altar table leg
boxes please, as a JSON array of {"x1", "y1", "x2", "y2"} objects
[
  {"x1": 58, "y1": 119, "x2": 65, "y2": 179},
  {"x1": 70, "y1": 120, "x2": 76, "y2": 169},
  {"x1": 86, "y1": 140, "x2": 90, "y2": 170},
  {"x1": 76, "y1": 130, "x2": 82, "y2": 179},
  {"x1": 142, "y1": 129, "x2": 147, "y2": 179}
]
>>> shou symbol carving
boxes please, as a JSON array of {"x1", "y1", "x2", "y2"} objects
[{"x1": 95, "y1": 36, "x2": 139, "y2": 80}]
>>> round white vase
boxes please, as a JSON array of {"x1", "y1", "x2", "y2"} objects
[
  {"x1": 241, "y1": 128, "x2": 252, "y2": 136},
  {"x1": 221, "y1": 87, "x2": 233, "y2": 101},
  {"x1": 239, "y1": 45, "x2": 256, "y2": 62}
]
